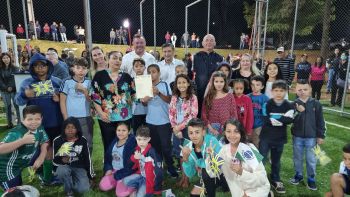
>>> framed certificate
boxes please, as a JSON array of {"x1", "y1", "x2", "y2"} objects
[{"x1": 135, "y1": 75, "x2": 153, "y2": 99}]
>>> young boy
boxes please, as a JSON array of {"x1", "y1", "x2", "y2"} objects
[
  {"x1": 123, "y1": 125, "x2": 163, "y2": 197},
  {"x1": 59, "y1": 57, "x2": 93, "y2": 151},
  {"x1": 259, "y1": 80, "x2": 294, "y2": 194},
  {"x1": 325, "y1": 143, "x2": 350, "y2": 197},
  {"x1": 181, "y1": 118, "x2": 226, "y2": 197},
  {"x1": 132, "y1": 58, "x2": 147, "y2": 132},
  {"x1": 141, "y1": 64, "x2": 178, "y2": 178},
  {"x1": 0, "y1": 105, "x2": 49, "y2": 190},
  {"x1": 248, "y1": 75, "x2": 269, "y2": 148},
  {"x1": 53, "y1": 117, "x2": 94, "y2": 197},
  {"x1": 290, "y1": 80, "x2": 326, "y2": 190},
  {"x1": 15, "y1": 53, "x2": 63, "y2": 184}
]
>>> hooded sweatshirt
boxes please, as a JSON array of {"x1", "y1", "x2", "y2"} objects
[{"x1": 15, "y1": 53, "x2": 62, "y2": 128}]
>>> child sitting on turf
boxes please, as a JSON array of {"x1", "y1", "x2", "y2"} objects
[
  {"x1": 123, "y1": 126, "x2": 163, "y2": 197},
  {"x1": 0, "y1": 105, "x2": 49, "y2": 190},
  {"x1": 259, "y1": 80, "x2": 294, "y2": 194},
  {"x1": 181, "y1": 118, "x2": 228, "y2": 197},
  {"x1": 53, "y1": 117, "x2": 95, "y2": 197},
  {"x1": 289, "y1": 80, "x2": 326, "y2": 190},
  {"x1": 99, "y1": 122, "x2": 137, "y2": 196},
  {"x1": 248, "y1": 75, "x2": 269, "y2": 148},
  {"x1": 325, "y1": 143, "x2": 350, "y2": 197}
]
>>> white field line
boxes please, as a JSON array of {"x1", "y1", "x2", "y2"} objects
[{"x1": 326, "y1": 121, "x2": 350, "y2": 130}]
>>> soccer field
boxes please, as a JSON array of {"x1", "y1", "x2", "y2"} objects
[{"x1": 0, "y1": 111, "x2": 349, "y2": 197}]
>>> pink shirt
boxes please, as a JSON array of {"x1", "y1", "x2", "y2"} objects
[{"x1": 310, "y1": 65, "x2": 326, "y2": 81}]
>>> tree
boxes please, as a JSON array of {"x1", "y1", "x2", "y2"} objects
[{"x1": 320, "y1": 0, "x2": 332, "y2": 59}]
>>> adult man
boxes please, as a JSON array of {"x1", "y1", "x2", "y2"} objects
[
  {"x1": 35, "y1": 21, "x2": 41, "y2": 39},
  {"x1": 274, "y1": 47, "x2": 295, "y2": 86},
  {"x1": 109, "y1": 28, "x2": 116, "y2": 45},
  {"x1": 121, "y1": 34, "x2": 156, "y2": 77},
  {"x1": 159, "y1": 43, "x2": 184, "y2": 85},
  {"x1": 171, "y1": 33, "x2": 177, "y2": 47},
  {"x1": 295, "y1": 54, "x2": 311, "y2": 82},
  {"x1": 326, "y1": 48, "x2": 341, "y2": 94},
  {"x1": 59, "y1": 23, "x2": 67, "y2": 43},
  {"x1": 191, "y1": 33, "x2": 197, "y2": 48},
  {"x1": 240, "y1": 33, "x2": 245, "y2": 49},
  {"x1": 193, "y1": 34, "x2": 223, "y2": 117},
  {"x1": 50, "y1": 22, "x2": 58, "y2": 42},
  {"x1": 46, "y1": 49, "x2": 69, "y2": 80}
]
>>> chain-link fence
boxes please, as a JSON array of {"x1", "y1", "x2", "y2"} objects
[{"x1": 0, "y1": 0, "x2": 349, "y2": 115}]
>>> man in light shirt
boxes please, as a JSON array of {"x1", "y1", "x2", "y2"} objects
[
  {"x1": 158, "y1": 43, "x2": 184, "y2": 85},
  {"x1": 121, "y1": 34, "x2": 156, "y2": 77}
]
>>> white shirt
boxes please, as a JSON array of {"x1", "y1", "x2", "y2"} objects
[
  {"x1": 121, "y1": 51, "x2": 156, "y2": 78},
  {"x1": 159, "y1": 58, "x2": 184, "y2": 85}
]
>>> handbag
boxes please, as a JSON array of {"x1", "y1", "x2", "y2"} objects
[{"x1": 337, "y1": 78, "x2": 345, "y2": 88}]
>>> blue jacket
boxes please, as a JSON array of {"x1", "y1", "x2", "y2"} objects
[
  {"x1": 104, "y1": 134, "x2": 137, "y2": 180},
  {"x1": 15, "y1": 53, "x2": 63, "y2": 128}
]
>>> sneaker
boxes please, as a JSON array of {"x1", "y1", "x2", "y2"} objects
[
  {"x1": 307, "y1": 180, "x2": 317, "y2": 191},
  {"x1": 268, "y1": 190, "x2": 274, "y2": 197},
  {"x1": 167, "y1": 167, "x2": 179, "y2": 178},
  {"x1": 290, "y1": 174, "x2": 303, "y2": 185},
  {"x1": 271, "y1": 181, "x2": 286, "y2": 194},
  {"x1": 66, "y1": 191, "x2": 74, "y2": 197}
]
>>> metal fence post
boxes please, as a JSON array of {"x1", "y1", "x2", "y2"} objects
[
  {"x1": 6, "y1": 0, "x2": 13, "y2": 34},
  {"x1": 140, "y1": 0, "x2": 146, "y2": 36},
  {"x1": 340, "y1": 56, "x2": 350, "y2": 115},
  {"x1": 83, "y1": 0, "x2": 93, "y2": 69},
  {"x1": 185, "y1": 0, "x2": 202, "y2": 54},
  {"x1": 207, "y1": 0, "x2": 210, "y2": 34},
  {"x1": 153, "y1": 0, "x2": 156, "y2": 52},
  {"x1": 290, "y1": 0, "x2": 299, "y2": 56}
]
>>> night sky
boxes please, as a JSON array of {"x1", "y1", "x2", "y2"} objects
[{"x1": 0, "y1": 0, "x2": 349, "y2": 47}]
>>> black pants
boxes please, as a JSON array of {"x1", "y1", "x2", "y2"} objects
[
  {"x1": 331, "y1": 85, "x2": 344, "y2": 106},
  {"x1": 201, "y1": 168, "x2": 229, "y2": 197},
  {"x1": 147, "y1": 123, "x2": 175, "y2": 170},
  {"x1": 259, "y1": 140, "x2": 284, "y2": 182},
  {"x1": 310, "y1": 80, "x2": 323, "y2": 100},
  {"x1": 132, "y1": 114, "x2": 146, "y2": 134},
  {"x1": 98, "y1": 119, "x2": 131, "y2": 154}
]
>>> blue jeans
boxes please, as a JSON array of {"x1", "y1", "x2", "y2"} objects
[
  {"x1": 259, "y1": 140, "x2": 284, "y2": 182},
  {"x1": 1, "y1": 91, "x2": 20, "y2": 125},
  {"x1": 123, "y1": 174, "x2": 146, "y2": 197},
  {"x1": 56, "y1": 166, "x2": 90, "y2": 194},
  {"x1": 326, "y1": 68, "x2": 334, "y2": 92},
  {"x1": 293, "y1": 137, "x2": 317, "y2": 179}
]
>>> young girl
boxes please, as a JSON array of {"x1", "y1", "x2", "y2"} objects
[
  {"x1": 217, "y1": 62, "x2": 233, "y2": 93},
  {"x1": 202, "y1": 71, "x2": 237, "y2": 138},
  {"x1": 99, "y1": 122, "x2": 136, "y2": 197},
  {"x1": 310, "y1": 56, "x2": 327, "y2": 100},
  {"x1": 263, "y1": 63, "x2": 286, "y2": 99},
  {"x1": 169, "y1": 74, "x2": 198, "y2": 187},
  {"x1": 218, "y1": 119, "x2": 270, "y2": 197},
  {"x1": 53, "y1": 117, "x2": 95, "y2": 197},
  {"x1": 231, "y1": 79, "x2": 254, "y2": 137}
]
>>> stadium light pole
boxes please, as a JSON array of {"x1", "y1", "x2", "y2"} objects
[
  {"x1": 140, "y1": 0, "x2": 146, "y2": 36},
  {"x1": 83, "y1": 0, "x2": 93, "y2": 70},
  {"x1": 6, "y1": 0, "x2": 13, "y2": 34},
  {"x1": 123, "y1": 19, "x2": 131, "y2": 47},
  {"x1": 153, "y1": 0, "x2": 156, "y2": 52},
  {"x1": 185, "y1": 0, "x2": 202, "y2": 54},
  {"x1": 22, "y1": 0, "x2": 31, "y2": 56},
  {"x1": 290, "y1": 0, "x2": 299, "y2": 56},
  {"x1": 207, "y1": 0, "x2": 210, "y2": 34}
]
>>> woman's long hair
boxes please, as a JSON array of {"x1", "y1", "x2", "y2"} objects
[
  {"x1": 204, "y1": 71, "x2": 229, "y2": 112},
  {"x1": 0, "y1": 53, "x2": 14, "y2": 69},
  {"x1": 172, "y1": 74, "x2": 194, "y2": 100},
  {"x1": 314, "y1": 56, "x2": 324, "y2": 68},
  {"x1": 234, "y1": 53, "x2": 260, "y2": 76},
  {"x1": 223, "y1": 119, "x2": 247, "y2": 144}
]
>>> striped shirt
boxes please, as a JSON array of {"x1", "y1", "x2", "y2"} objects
[{"x1": 273, "y1": 57, "x2": 295, "y2": 85}]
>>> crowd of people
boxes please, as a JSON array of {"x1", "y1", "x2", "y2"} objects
[{"x1": 0, "y1": 33, "x2": 349, "y2": 197}]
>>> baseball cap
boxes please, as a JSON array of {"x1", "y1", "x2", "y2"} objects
[{"x1": 277, "y1": 47, "x2": 285, "y2": 53}]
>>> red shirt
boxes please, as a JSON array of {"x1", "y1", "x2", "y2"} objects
[
  {"x1": 234, "y1": 94, "x2": 254, "y2": 135},
  {"x1": 310, "y1": 65, "x2": 326, "y2": 81},
  {"x1": 16, "y1": 26, "x2": 24, "y2": 34}
]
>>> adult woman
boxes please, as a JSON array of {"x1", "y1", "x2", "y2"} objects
[
  {"x1": 21, "y1": 50, "x2": 30, "y2": 65},
  {"x1": 0, "y1": 53, "x2": 20, "y2": 128},
  {"x1": 90, "y1": 46, "x2": 107, "y2": 77},
  {"x1": 219, "y1": 119, "x2": 270, "y2": 197},
  {"x1": 310, "y1": 56, "x2": 327, "y2": 100},
  {"x1": 91, "y1": 51, "x2": 135, "y2": 153},
  {"x1": 231, "y1": 53, "x2": 260, "y2": 94},
  {"x1": 331, "y1": 53, "x2": 348, "y2": 107}
]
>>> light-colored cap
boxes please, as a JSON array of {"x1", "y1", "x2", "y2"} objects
[{"x1": 277, "y1": 47, "x2": 285, "y2": 52}]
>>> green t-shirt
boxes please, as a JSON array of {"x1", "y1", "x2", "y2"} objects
[{"x1": 0, "y1": 124, "x2": 49, "y2": 181}]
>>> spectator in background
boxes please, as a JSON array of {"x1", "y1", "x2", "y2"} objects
[
  {"x1": 116, "y1": 27, "x2": 122, "y2": 45},
  {"x1": 59, "y1": 23, "x2": 67, "y2": 43},
  {"x1": 331, "y1": 53, "x2": 348, "y2": 107},
  {"x1": 193, "y1": 34, "x2": 222, "y2": 117},
  {"x1": 327, "y1": 48, "x2": 341, "y2": 94},
  {"x1": 74, "y1": 25, "x2": 79, "y2": 42},
  {"x1": 28, "y1": 21, "x2": 35, "y2": 40},
  {"x1": 16, "y1": 24, "x2": 24, "y2": 38},
  {"x1": 21, "y1": 50, "x2": 30, "y2": 65},
  {"x1": 35, "y1": 20, "x2": 41, "y2": 39},
  {"x1": 183, "y1": 52, "x2": 193, "y2": 80},
  {"x1": 240, "y1": 33, "x2": 245, "y2": 50},
  {"x1": 171, "y1": 33, "x2": 177, "y2": 47},
  {"x1": 46, "y1": 49, "x2": 69, "y2": 80},
  {"x1": 295, "y1": 54, "x2": 312, "y2": 83},
  {"x1": 196, "y1": 36, "x2": 200, "y2": 48},
  {"x1": 274, "y1": 47, "x2": 295, "y2": 87},
  {"x1": 165, "y1": 31, "x2": 171, "y2": 44},
  {"x1": 191, "y1": 33, "x2": 196, "y2": 48},
  {"x1": 310, "y1": 56, "x2": 326, "y2": 100},
  {"x1": 43, "y1": 23, "x2": 50, "y2": 40},
  {"x1": 0, "y1": 53, "x2": 20, "y2": 128},
  {"x1": 109, "y1": 28, "x2": 116, "y2": 45},
  {"x1": 78, "y1": 26, "x2": 85, "y2": 44},
  {"x1": 65, "y1": 51, "x2": 75, "y2": 68},
  {"x1": 122, "y1": 29, "x2": 128, "y2": 45},
  {"x1": 51, "y1": 22, "x2": 58, "y2": 42}
]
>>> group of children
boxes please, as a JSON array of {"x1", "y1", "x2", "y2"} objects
[{"x1": 0, "y1": 48, "x2": 348, "y2": 197}]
